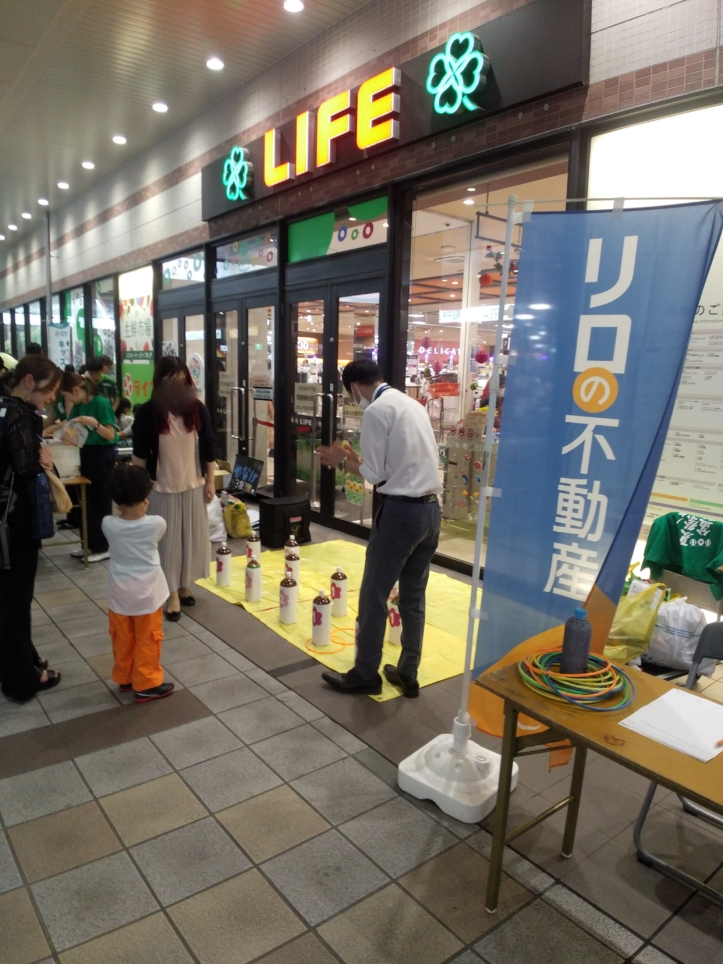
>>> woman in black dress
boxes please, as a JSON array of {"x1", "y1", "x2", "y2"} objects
[{"x1": 0, "y1": 356, "x2": 64, "y2": 702}]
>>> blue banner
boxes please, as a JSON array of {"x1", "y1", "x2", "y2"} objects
[{"x1": 474, "y1": 202, "x2": 723, "y2": 677}]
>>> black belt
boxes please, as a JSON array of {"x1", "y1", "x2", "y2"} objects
[{"x1": 382, "y1": 493, "x2": 438, "y2": 504}]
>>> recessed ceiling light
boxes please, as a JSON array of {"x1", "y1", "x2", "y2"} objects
[
  {"x1": 467, "y1": 187, "x2": 476, "y2": 193},
  {"x1": 452, "y1": 280, "x2": 459, "y2": 285},
  {"x1": 8, "y1": 224, "x2": 17, "y2": 231},
  {"x1": 21, "y1": 212, "x2": 31, "y2": 219},
  {"x1": 112, "y1": 135, "x2": 127, "y2": 145},
  {"x1": 463, "y1": 198, "x2": 474, "y2": 205},
  {"x1": 0, "y1": 235, "x2": 5, "y2": 241},
  {"x1": 37, "y1": 198, "x2": 49, "y2": 206},
  {"x1": 81, "y1": 160, "x2": 95, "y2": 170},
  {"x1": 349, "y1": 217, "x2": 357, "y2": 222},
  {"x1": 284, "y1": 0, "x2": 304, "y2": 11},
  {"x1": 442, "y1": 278, "x2": 447, "y2": 282},
  {"x1": 152, "y1": 101, "x2": 168, "y2": 113},
  {"x1": 58, "y1": 181, "x2": 69, "y2": 190},
  {"x1": 206, "y1": 56, "x2": 224, "y2": 71},
  {"x1": 450, "y1": 294, "x2": 455, "y2": 298}
]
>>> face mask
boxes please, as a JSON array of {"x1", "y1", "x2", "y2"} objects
[{"x1": 353, "y1": 387, "x2": 369, "y2": 412}]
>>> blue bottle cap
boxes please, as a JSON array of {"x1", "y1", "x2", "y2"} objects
[{"x1": 574, "y1": 608, "x2": 587, "y2": 620}]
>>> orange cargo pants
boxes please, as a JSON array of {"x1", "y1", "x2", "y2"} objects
[{"x1": 109, "y1": 608, "x2": 164, "y2": 693}]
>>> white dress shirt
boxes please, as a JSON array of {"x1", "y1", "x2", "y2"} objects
[{"x1": 358, "y1": 385, "x2": 442, "y2": 497}]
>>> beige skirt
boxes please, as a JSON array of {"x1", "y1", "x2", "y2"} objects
[{"x1": 149, "y1": 485, "x2": 209, "y2": 594}]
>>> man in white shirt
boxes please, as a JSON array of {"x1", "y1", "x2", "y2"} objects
[{"x1": 316, "y1": 360, "x2": 442, "y2": 697}]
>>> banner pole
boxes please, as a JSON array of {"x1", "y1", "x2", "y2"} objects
[{"x1": 452, "y1": 194, "x2": 517, "y2": 751}]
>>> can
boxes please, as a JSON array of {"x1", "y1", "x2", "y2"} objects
[
  {"x1": 312, "y1": 588, "x2": 332, "y2": 647},
  {"x1": 215, "y1": 542, "x2": 232, "y2": 587},
  {"x1": 387, "y1": 586, "x2": 402, "y2": 645},
  {"x1": 330, "y1": 565, "x2": 348, "y2": 617},
  {"x1": 279, "y1": 576, "x2": 298, "y2": 624},
  {"x1": 285, "y1": 552, "x2": 300, "y2": 583},
  {"x1": 246, "y1": 532, "x2": 261, "y2": 563},
  {"x1": 245, "y1": 558, "x2": 262, "y2": 602},
  {"x1": 284, "y1": 535, "x2": 299, "y2": 559}
]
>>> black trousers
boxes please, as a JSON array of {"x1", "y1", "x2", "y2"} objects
[
  {"x1": 355, "y1": 498, "x2": 442, "y2": 682},
  {"x1": 0, "y1": 522, "x2": 41, "y2": 702},
  {"x1": 80, "y1": 446, "x2": 116, "y2": 553}
]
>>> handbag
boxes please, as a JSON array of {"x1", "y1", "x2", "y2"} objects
[
  {"x1": 47, "y1": 471, "x2": 73, "y2": 514},
  {"x1": 26, "y1": 471, "x2": 55, "y2": 541}
]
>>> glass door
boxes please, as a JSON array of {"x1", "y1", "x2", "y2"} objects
[
  {"x1": 289, "y1": 298, "x2": 326, "y2": 509},
  {"x1": 213, "y1": 298, "x2": 276, "y2": 488},
  {"x1": 184, "y1": 314, "x2": 206, "y2": 402}
]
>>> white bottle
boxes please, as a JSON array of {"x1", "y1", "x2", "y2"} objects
[
  {"x1": 330, "y1": 566, "x2": 348, "y2": 617},
  {"x1": 387, "y1": 585, "x2": 402, "y2": 645},
  {"x1": 215, "y1": 542, "x2": 232, "y2": 587},
  {"x1": 246, "y1": 532, "x2": 261, "y2": 563},
  {"x1": 245, "y1": 558, "x2": 262, "y2": 602},
  {"x1": 279, "y1": 575, "x2": 298, "y2": 625},
  {"x1": 312, "y1": 588, "x2": 332, "y2": 647},
  {"x1": 285, "y1": 552, "x2": 300, "y2": 584}
]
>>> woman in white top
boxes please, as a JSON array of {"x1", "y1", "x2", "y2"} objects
[{"x1": 132, "y1": 358, "x2": 216, "y2": 620}]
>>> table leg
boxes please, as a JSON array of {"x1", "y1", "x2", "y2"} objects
[
  {"x1": 561, "y1": 744, "x2": 587, "y2": 858},
  {"x1": 80, "y1": 485, "x2": 88, "y2": 570},
  {"x1": 486, "y1": 701, "x2": 518, "y2": 914}
]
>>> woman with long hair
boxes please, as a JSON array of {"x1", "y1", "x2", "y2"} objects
[
  {"x1": 61, "y1": 373, "x2": 118, "y2": 562},
  {"x1": 0, "y1": 356, "x2": 64, "y2": 701},
  {"x1": 132, "y1": 357, "x2": 216, "y2": 620}
]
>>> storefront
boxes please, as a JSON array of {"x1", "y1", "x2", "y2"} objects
[{"x1": 5, "y1": 0, "x2": 723, "y2": 573}]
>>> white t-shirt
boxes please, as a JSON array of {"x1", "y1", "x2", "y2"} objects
[
  {"x1": 101, "y1": 514, "x2": 169, "y2": 616},
  {"x1": 359, "y1": 385, "x2": 442, "y2": 497}
]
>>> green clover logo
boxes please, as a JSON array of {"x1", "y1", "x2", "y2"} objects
[
  {"x1": 222, "y1": 146, "x2": 251, "y2": 202},
  {"x1": 426, "y1": 32, "x2": 490, "y2": 115}
]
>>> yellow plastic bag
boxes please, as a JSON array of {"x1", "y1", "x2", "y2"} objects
[
  {"x1": 223, "y1": 501, "x2": 253, "y2": 540},
  {"x1": 603, "y1": 583, "x2": 666, "y2": 663}
]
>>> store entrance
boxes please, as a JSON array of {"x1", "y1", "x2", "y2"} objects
[
  {"x1": 212, "y1": 293, "x2": 276, "y2": 491},
  {"x1": 158, "y1": 307, "x2": 207, "y2": 400},
  {"x1": 288, "y1": 281, "x2": 381, "y2": 528}
]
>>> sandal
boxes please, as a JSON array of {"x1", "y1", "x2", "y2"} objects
[
  {"x1": 35, "y1": 657, "x2": 49, "y2": 671},
  {"x1": 179, "y1": 594, "x2": 195, "y2": 607},
  {"x1": 36, "y1": 669, "x2": 62, "y2": 692}
]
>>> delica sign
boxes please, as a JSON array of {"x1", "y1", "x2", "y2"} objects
[{"x1": 201, "y1": 0, "x2": 589, "y2": 220}]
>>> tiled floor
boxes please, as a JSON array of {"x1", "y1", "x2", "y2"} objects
[{"x1": 0, "y1": 525, "x2": 721, "y2": 963}]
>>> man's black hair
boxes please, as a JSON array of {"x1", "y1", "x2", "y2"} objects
[
  {"x1": 25, "y1": 342, "x2": 43, "y2": 355},
  {"x1": 108, "y1": 463, "x2": 153, "y2": 506},
  {"x1": 342, "y1": 359, "x2": 383, "y2": 393},
  {"x1": 86, "y1": 356, "x2": 104, "y2": 374},
  {"x1": 99, "y1": 355, "x2": 114, "y2": 367},
  {"x1": 117, "y1": 397, "x2": 132, "y2": 414}
]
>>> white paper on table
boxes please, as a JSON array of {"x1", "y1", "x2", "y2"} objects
[{"x1": 619, "y1": 688, "x2": 723, "y2": 763}]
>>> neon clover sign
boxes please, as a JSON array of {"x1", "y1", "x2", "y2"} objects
[
  {"x1": 426, "y1": 32, "x2": 490, "y2": 115},
  {"x1": 222, "y1": 146, "x2": 252, "y2": 202}
]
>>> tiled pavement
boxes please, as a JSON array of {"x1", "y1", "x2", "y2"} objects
[{"x1": 0, "y1": 527, "x2": 721, "y2": 963}]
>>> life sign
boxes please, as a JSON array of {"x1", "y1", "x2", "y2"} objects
[{"x1": 201, "y1": 0, "x2": 589, "y2": 221}]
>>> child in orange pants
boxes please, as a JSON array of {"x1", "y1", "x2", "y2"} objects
[{"x1": 103, "y1": 463, "x2": 174, "y2": 703}]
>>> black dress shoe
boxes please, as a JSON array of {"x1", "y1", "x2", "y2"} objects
[
  {"x1": 383, "y1": 664, "x2": 419, "y2": 698},
  {"x1": 164, "y1": 609, "x2": 181, "y2": 622},
  {"x1": 321, "y1": 668, "x2": 382, "y2": 695}
]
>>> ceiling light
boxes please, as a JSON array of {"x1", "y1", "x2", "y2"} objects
[
  {"x1": 21, "y1": 212, "x2": 31, "y2": 219},
  {"x1": 463, "y1": 198, "x2": 474, "y2": 205},
  {"x1": 152, "y1": 102, "x2": 168, "y2": 113},
  {"x1": 449, "y1": 294, "x2": 455, "y2": 298},
  {"x1": 284, "y1": 0, "x2": 304, "y2": 11},
  {"x1": 467, "y1": 187, "x2": 476, "y2": 193},
  {"x1": 8, "y1": 224, "x2": 17, "y2": 231},
  {"x1": 349, "y1": 217, "x2": 357, "y2": 222},
  {"x1": 0, "y1": 235, "x2": 5, "y2": 241},
  {"x1": 442, "y1": 278, "x2": 447, "y2": 282},
  {"x1": 81, "y1": 160, "x2": 95, "y2": 170},
  {"x1": 206, "y1": 56, "x2": 224, "y2": 71},
  {"x1": 58, "y1": 181, "x2": 69, "y2": 190},
  {"x1": 452, "y1": 280, "x2": 459, "y2": 285},
  {"x1": 530, "y1": 303, "x2": 552, "y2": 310},
  {"x1": 112, "y1": 135, "x2": 127, "y2": 145},
  {"x1": 37, "y1": 198, "x2": 49, "y2": 206}
]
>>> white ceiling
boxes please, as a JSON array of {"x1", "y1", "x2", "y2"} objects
[{"x1": 0, "y1": 0, "x2": 372, "y2": 244}]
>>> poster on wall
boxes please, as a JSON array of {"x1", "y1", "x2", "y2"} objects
[
  {"x1": 119, "y1": 266, "x2": 155, "y2": 406},
  {"x1": 468, "y1": 202, "x2": 723, "y2": 736},
  {"x1": 47, "y1": 321, "x2": 71, "y2": 368}
]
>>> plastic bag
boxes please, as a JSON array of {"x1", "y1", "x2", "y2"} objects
[
  {"x1": 53, "y1": 421, "x2": 89, "y2": 447},
  {"x1": 47, "y1": 472, "x2": 72, "y2": 514},
  {"x1": 223, "y1": 501, "x2": 253, "y2": 540},
  {"x1": 643, "y1": 597, "x2": 712, "y2": 674},
  {"x1": 603, "y1": 583, "x2": 666, "y2": 663},
  {"x1": 207, "y1": 496, "x2": 227, "y2": 543}
]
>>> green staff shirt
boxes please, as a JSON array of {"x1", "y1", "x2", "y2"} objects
[
  {"x1": 73, "y1": 395, "x2": 118, "y2": 446},
  {"x1": 643, "y1": 512, "x2": 723, "y2": 600},
  {"x1": 96, "y1": 374, "x2": 119, "y2": 406}
]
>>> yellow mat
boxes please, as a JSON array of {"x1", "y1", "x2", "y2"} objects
[{"x1": 196, "y1": 539, "x2": 469, "y2": 701}]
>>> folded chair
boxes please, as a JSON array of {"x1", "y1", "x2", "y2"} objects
[{"x1": 634, "y1": 622, "x2": 723, "y2": 905}]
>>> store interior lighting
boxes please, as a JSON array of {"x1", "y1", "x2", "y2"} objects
[
  {"x1": 112, "y1": 135, "x2": 127, "y2": 145},
  {"x1": 57, "y1": 181, "x2": 69, "y2": 189},
  {"x1": 81, "y1": 161, "x2": 94, "y2": 169},
  {"x1": 152, "y1": 102, "x2": 169, "y2": 113},
  {"x1": 21, "y1": 213, "x2": 31, "y2": 219},
  {"x1": 284, "y1": 0, "x2": 304, "y2": 11},
  {"x1": 206, "y1": 57, "x2": 224, "y2": 71},
  {"x1": 37, "y1": 198, "x2": 49, "y2": 206}
]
